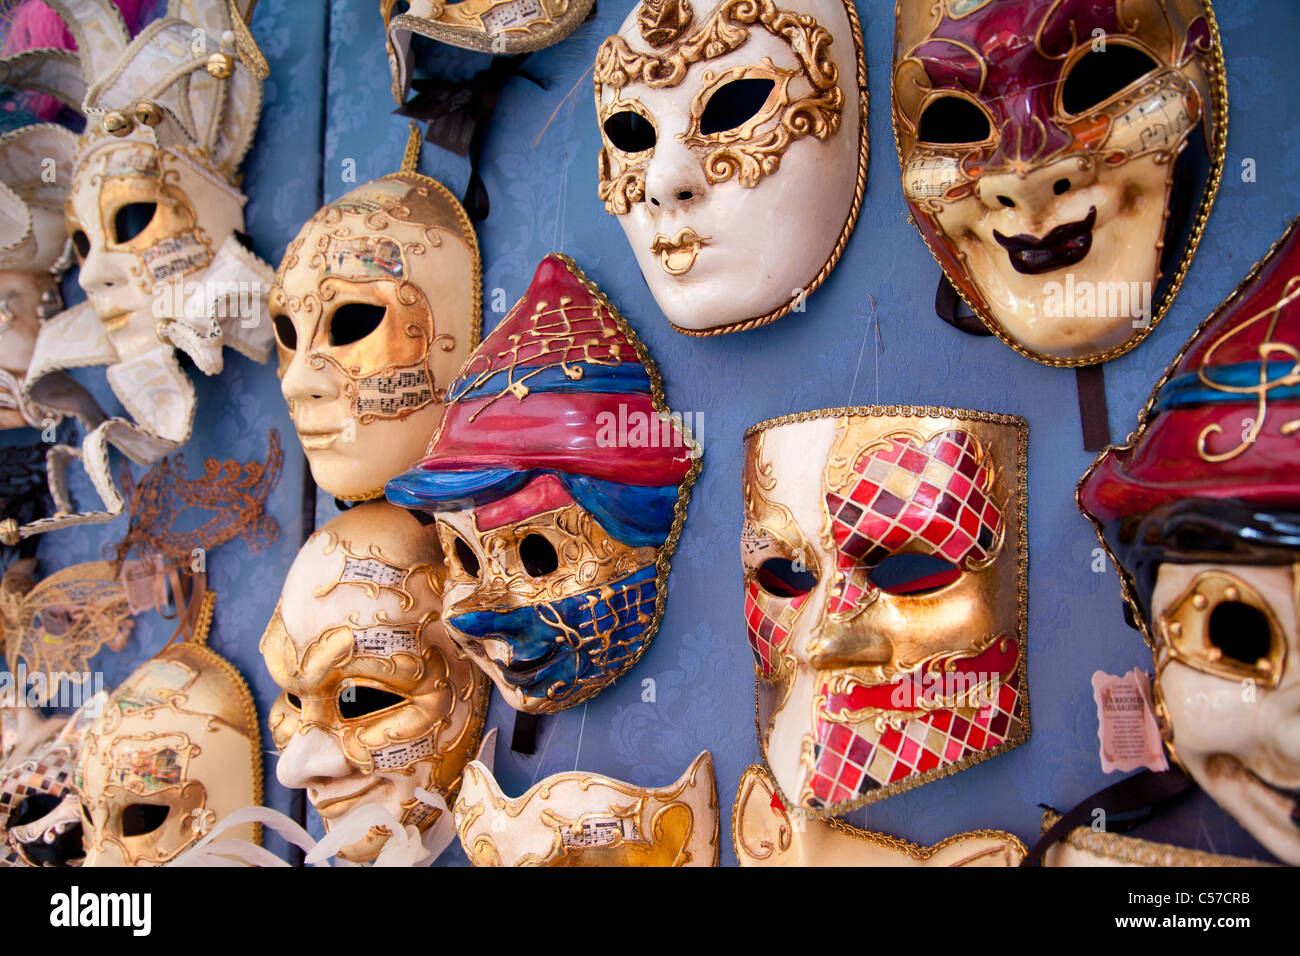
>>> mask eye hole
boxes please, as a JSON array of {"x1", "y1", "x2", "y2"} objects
[
  {"x1": 451, "y1": 535, "x2": 480, "y2": 578},
  {"x1": 327, "y1": 302, "x2": 386, "y2": 347},
  {"x1": 1207, "y1": 600, "x2": 1273, "y2": 666},
  {"x1": 12, "y1": 793, "x2": 61, "y2": 827},
  {"x1": 285, "y1": 692, "x2": 302, "y2": 710},
  {"x1": 699, "y1": 77, "x2": 775, "y2": 136},
  {"x1": 1062, "y1": 44, "x2": 1160, "y2": 115},
  {"x1": 519, "y1": 533, "x2": 559, "y2": 578},
  {"x1": 917, "y1": 95, "x2": 992, "y2": 145},
  {"x1": 338, "y1": 685, "x2": 406, "y2": 719},
  {"x1": 603, "y1": 110, "x2": 656, "y2": 153},
  {"x1": 120, "y1": 803, "x2": 169, "y2": 838},
  {"x1": 112, "y1": 202, "x2": 157, "y2": 244},
  {"x1": 71, "y1": 230, "x2": 90, "y2": 259},
  {"x1": 756, "y1": 557, "x2": 816, "y2": 597},
  {"x1": 82, "y1": 802, "x2": 93, "y2": 826},
  {"x1": 870, "y1": 553, "x2": 960, "y2": 596},
  {"x1": 272, "y1": 313, "x2": 297, "y2": 350}
]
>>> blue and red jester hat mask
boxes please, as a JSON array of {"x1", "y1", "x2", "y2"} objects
[{"x1": 387, "y1": 253, "x2": 701, "y2": 715}]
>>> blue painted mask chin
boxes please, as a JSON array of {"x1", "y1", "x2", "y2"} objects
[{"x1": 447, "y1": 564, "x2": 658, "y2": 710}]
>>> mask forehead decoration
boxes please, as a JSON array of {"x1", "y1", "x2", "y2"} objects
[
  {"x1": 892, "y1": 0, "x2": 1226, "y2": 365},
  {"x1": 1079, "y1": 220, "x2": 1300, "y2": 866},
  {"x1": 0, "y1": 692, "x2": 103, "y2": 867},
  {"x1": 3, "y1": 0, "x2": 276, "y2": 546},
  {"x1": 387, "y1": 253, "x2": 700, "y2": 714},
  {"x1": 454, "y1": 751, "x2": 717, "y2": 866},
  {"x1": 261, "y1": 501, "x2": 488, "y2": 864},
  {"x1": 744, "y1": 405, "x2": 1028, "y2": 815},
  {"x1": 731, "y1": 763, "x2": 1025, "y2": 866},
  {"x1": 0, "y1": 115, "x2": 78, "y2": 430},
  {"x1": 593, "y1": 0, "x2": 867, "y2": 336},
  {"x1": 270, "y1": 173, "x2": 481, "y2": 502},
  {"x1": 385, "y1": 0, "x2": 596, "y2": 97},
  {"x1": 78, "y1": 592, "x2": 263, "y2": 867}
]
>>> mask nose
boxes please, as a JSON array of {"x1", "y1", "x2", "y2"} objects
[
  {"x1": 280, "y1": 343, "x2": 340, "y2": 405},
  {"x1": 806, "y1": 567, "x2": 893, "y2": 669},
  {"x1": 643, "y1": 139, "x2": 707, "y2": 214},
  {"x1": 77, "y1": 244, "x2": 135, "y2": 303},
  {"x1": 276, "y1": 726, "x2": 352, "y2": 789},
  {"x1": 976, "y1": 156, "x2": 1098, "y2": 223}
]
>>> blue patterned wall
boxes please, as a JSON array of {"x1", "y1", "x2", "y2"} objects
[{"x1": 6, "y1": 0, "x2": 1298, "y2": 865}]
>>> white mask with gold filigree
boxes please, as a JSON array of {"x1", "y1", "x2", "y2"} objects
[
  {"x1": 454, "y1": 751, "x2": 718, "y2": 866},
  {"x1": 593, "y1": 0, "x2": 867, "y2": 335},
  {"x1": 2, "y1": 0, "x2": 274, "y2": 545}
]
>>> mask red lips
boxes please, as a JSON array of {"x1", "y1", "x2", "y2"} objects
[
  {"x1": 804, "y1": 637, "x2": 1023, "y2": 809},
  {"x1": 994, "y1": 206, "x2": 1097, "y2": 275}
]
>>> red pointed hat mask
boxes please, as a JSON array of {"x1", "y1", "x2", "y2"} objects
[
  {"x1": 387, "y1": 254, "x2": 700, "y2": 713},
  {"x1": 1078, "y1": 220, "x2": 1300, "y2": 867}
]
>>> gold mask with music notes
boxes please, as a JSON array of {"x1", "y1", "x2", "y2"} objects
[{"x1": 270, "y1": 173, "x2": 482, "y2": 501}]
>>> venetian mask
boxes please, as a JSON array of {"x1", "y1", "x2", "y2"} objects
[
  {"x1": 0, "y1": 120, "x2": 76, "y2": 429},
  {"x1": 732, "y1": 763, "x2": 1025, "y2": 866},
  {"x1": 387, "y1": 253, "x2": 700, "y2": 714},
  {"x1": 892, "y1": 0, "x2": 1225, "y2": 365},
  {"x1": 1039, "y1": 809, "x2": 1268, "y2": 867},
  {"x1": 455, "y1": 751, "x2": 717, "y2": 866},
  {"x1": 79, "y1": 611, "x2": 262, "y2": 867},
  {"x1": 743, "y1": 406, "x2": 1028, "y2": 815},
  {"x1": 593, "y1": 0, "x2": 867, "y2": 336},
  {"x1": 0, "y1": 693, "x2": 102, "y2": 867},
  {"x1": 271, "y1": 174, "x2": 480, "y2": 502},
  {"x1": 8, "y1": 0, "x2": 274, "y2": 543},
  {"x1": 261, "y1": 501, "x2": 488, "y2": 863},
  {"x1": 1079, "y1": 221, "x2": 1300, "y2": 866},
  {"x1": 385, "y1": 0, "x2": 596, "y2": 98}
]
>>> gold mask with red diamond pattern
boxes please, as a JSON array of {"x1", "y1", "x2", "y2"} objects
[{"x1": 742, "y1": 407, "x2": 1028, "y2": 815}]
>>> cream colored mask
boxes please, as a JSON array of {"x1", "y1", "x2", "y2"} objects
[
  {"x1": 593, "y1": 0, "x2": 867, "y2": 335},
  {"x1": 261, "y1": 501, "x2": 488, "y2": 863},
  {"x1": 78, "y1": 597, "x2": 263, "y2": 867},
  {"x1": 743, "y1": 406, "x2": 1029, "y2": 815},
  {"x1": 0, "y1": 120, "x2": 77, "y2": 430},
  {"x1": 732, "y1": 764, "x2": 1025, "y2": 866},
  {"x1": 1079, "y1": 221, "x2": 1300, "y2": 867},
  {"x1": 892, "y1": 0, "x2": 1226, "y2": 365},
  {"x1": 455, "y1": 751, "x2": 717, "y2": 866},
  {"x1": 1038, "y1": 809, "x2": 1272, "y2": 867},
  {"x1": 385, "y1": 0, "x2": 596, "y2": 98},
  {"x1": 270, "y1": 173, "x2": 480, "y2": 502},
  {"x1": 5, "y1": 0, "x2": 274, "y2": 544}
]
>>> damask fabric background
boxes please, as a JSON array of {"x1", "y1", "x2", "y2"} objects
[{"x1": 4, "y1": 0, "x2": 1299, "y2": 865}]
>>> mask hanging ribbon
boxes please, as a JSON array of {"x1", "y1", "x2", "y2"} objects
[{"x1": 395, "y1": 54, "x2": 544, "y2": 220}]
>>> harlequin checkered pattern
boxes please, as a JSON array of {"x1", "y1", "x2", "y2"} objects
[
  {"x1": 744, "y1": 581, "x2": 808, "y2": 676},
  {"x1": 0, "y1": 750, "x2": 77, "y2": 867},
  {"x1": 823, "y1": 429, "x2": 1002, "y2": 616},
  {"x1": 802, "y1": 660, "x2": 1023, "y2": 809}
]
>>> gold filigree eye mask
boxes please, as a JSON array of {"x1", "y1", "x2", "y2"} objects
[{"x1": 0, "y1": 559, "x2": 132, "y2": 706}]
